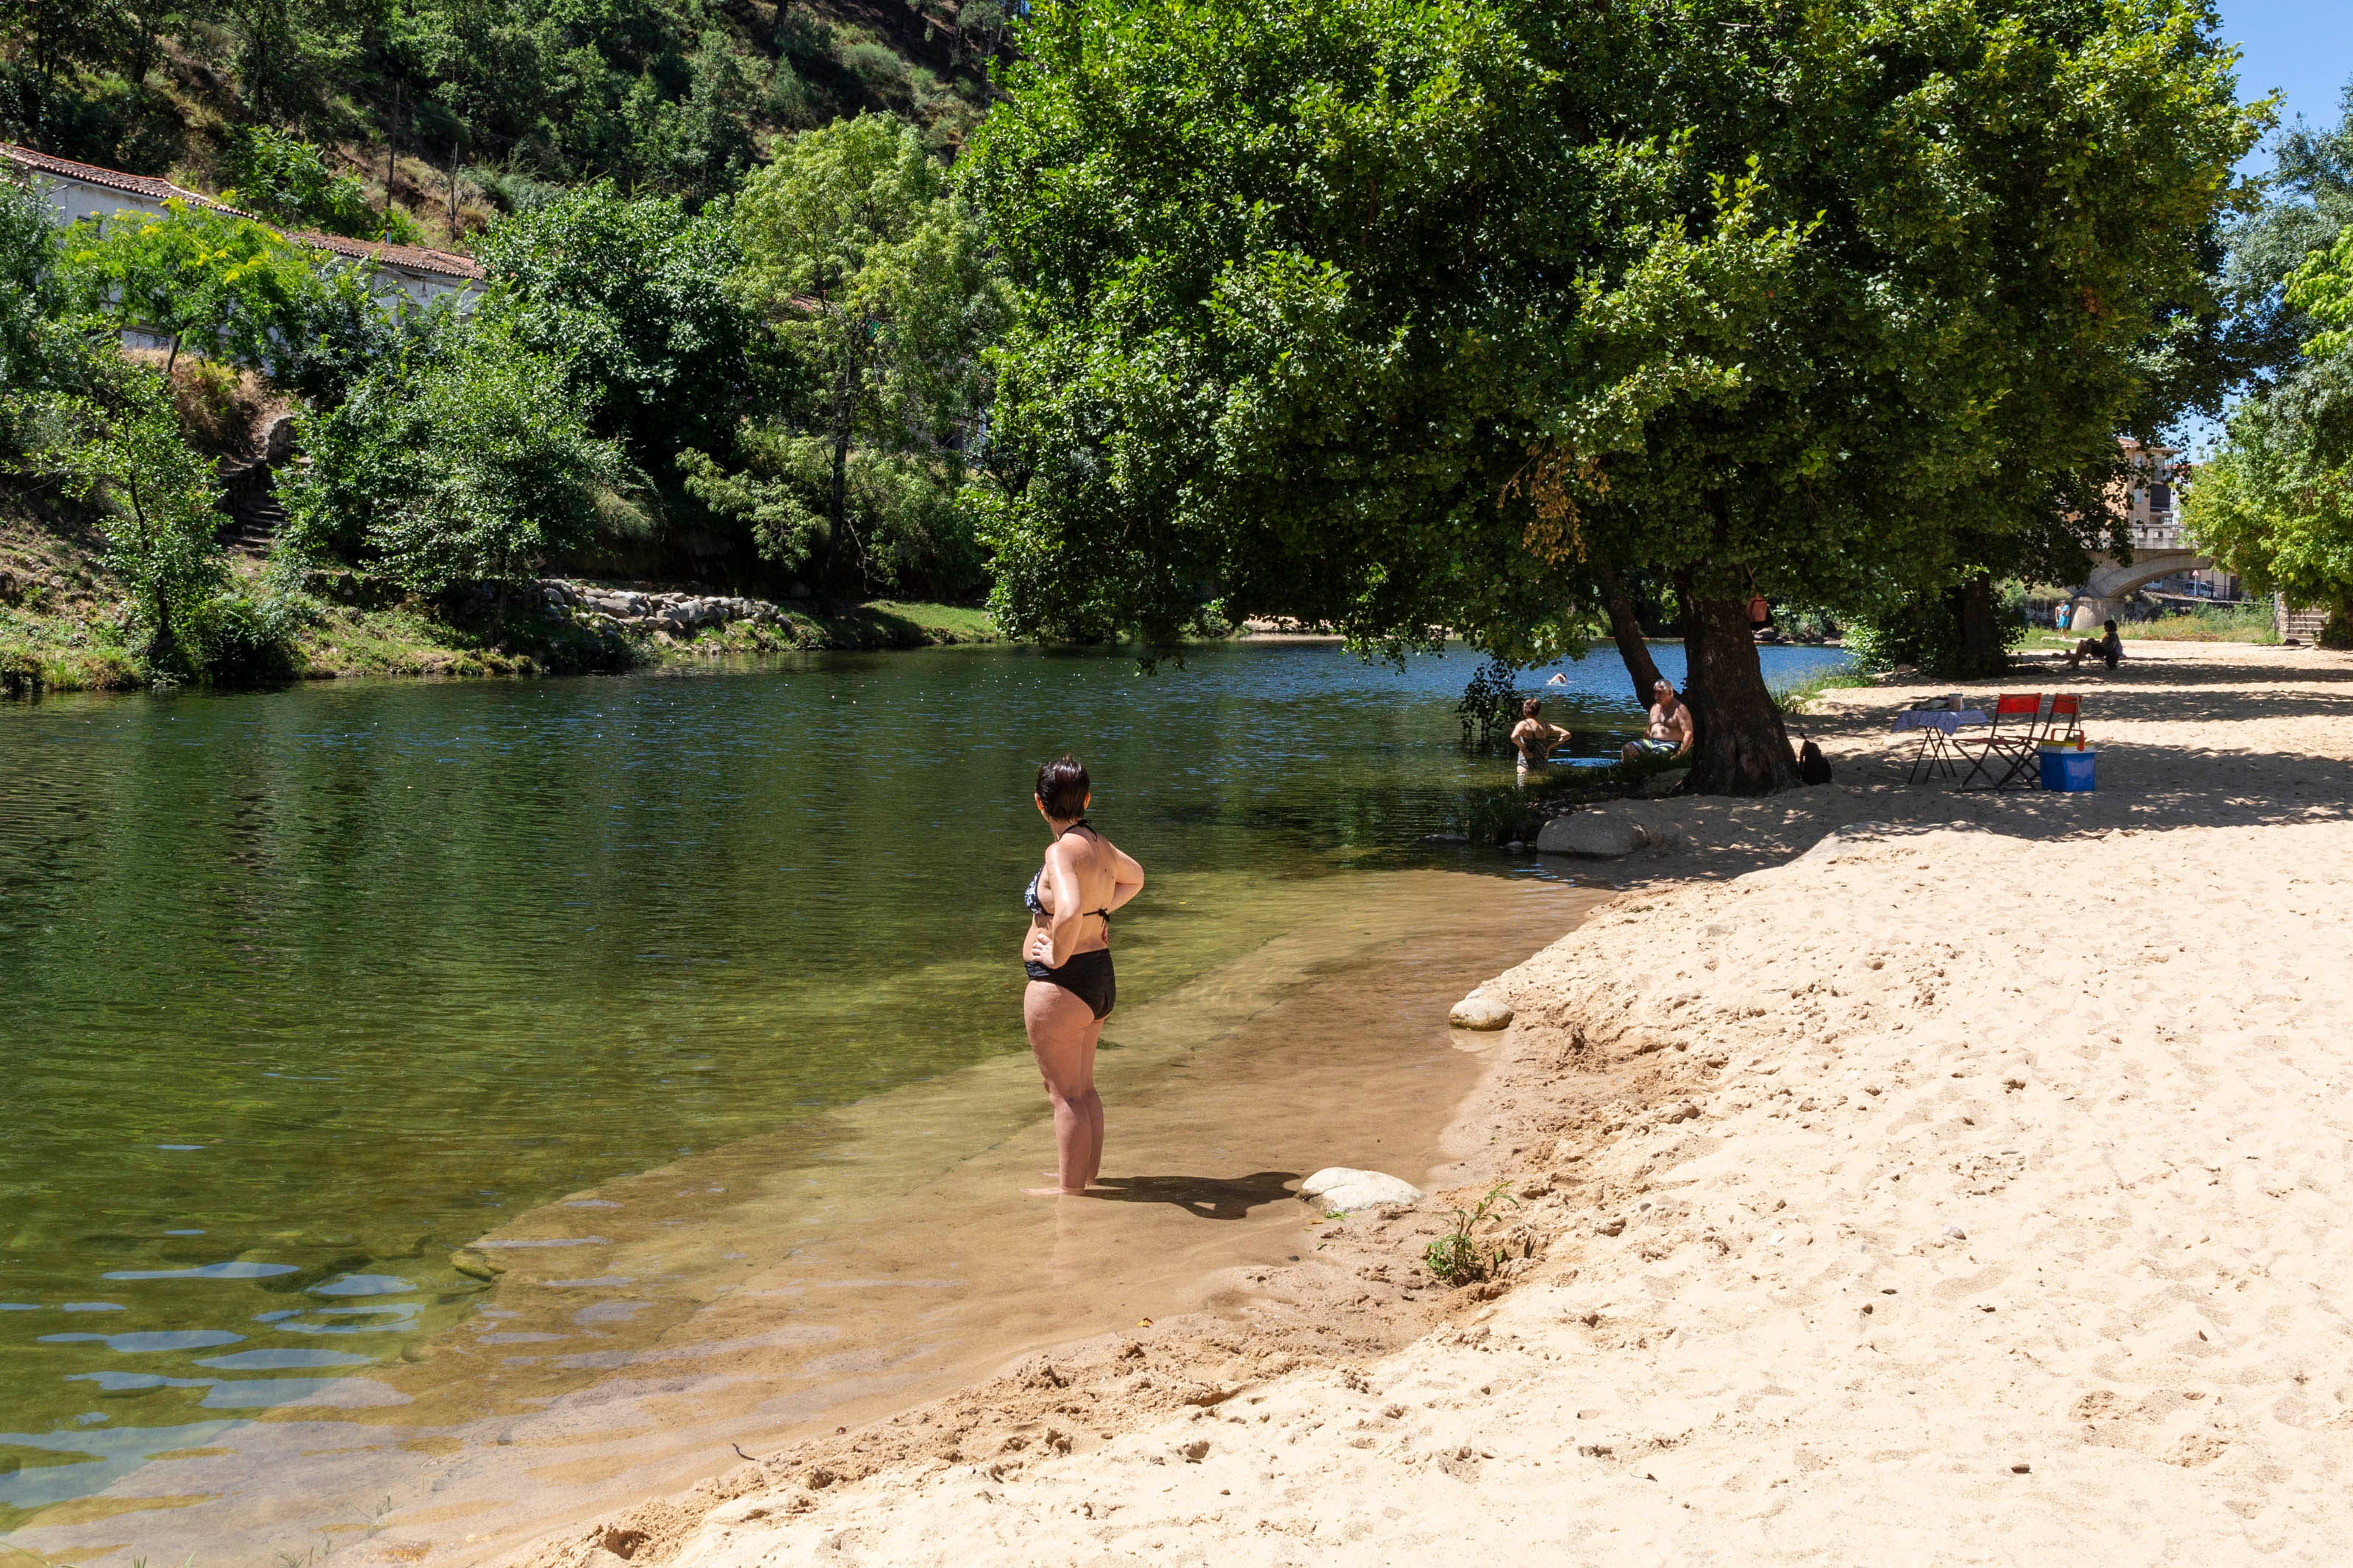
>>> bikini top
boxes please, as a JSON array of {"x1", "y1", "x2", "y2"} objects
[{"x1": 1024, "y1": 820, "x2": 1114, "y2": 927}]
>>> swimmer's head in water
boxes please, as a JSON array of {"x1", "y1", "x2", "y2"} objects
[
  {"x1": 1521, "y1": 698, "x2": 1541, "y2": 718},
  {"x1": 1035, "y1": 754, "x2": 1090, "y2": 820}
]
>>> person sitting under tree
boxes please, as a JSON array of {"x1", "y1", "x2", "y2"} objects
[
  {"x1": 1622, "y1": 679, "x2": 1695, "y2": 762},
  {"x1": 2063, "y1": 618, "x2": 2124, "y2": 670}
]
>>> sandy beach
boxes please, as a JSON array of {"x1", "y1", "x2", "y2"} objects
[{"x1": 497, "y1": 640, "x2": 2353, "y2": 1567}]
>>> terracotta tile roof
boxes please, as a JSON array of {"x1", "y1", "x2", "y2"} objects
[
  {"x1": 1, "y1": 141, "x2": 246, "y2": 215},
  {"x1": 290, "y1": 228, "x2": 485, "y2": 282},
  {"x1": 2, "y1": 141, "x2": 484, "y2": 284}
]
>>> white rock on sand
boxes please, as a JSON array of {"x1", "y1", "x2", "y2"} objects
[
  {"x1": 1448, "y1": 990, "x2": 1514, "y2": 1029},
  {"x1": 1297, "y1": 1167, "x2": 1426, "y2": 1213},
  {"x1": 1535, "y1": 811, "x2": 1646, "y2": 857},
  {"x1": 545, "y1": 645, "x2": 2353, "y2": 1568}
]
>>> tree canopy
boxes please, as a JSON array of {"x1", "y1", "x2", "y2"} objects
[
  {"x1": 705, "y1": 113, "x2": 1002, "y2": 595},
  {"x1": 965, "y1": 0, "x2": 2257, "y2": 789},
  {"x1": 2186, "y1": 87, "x2": 2353, "y2": 640}
]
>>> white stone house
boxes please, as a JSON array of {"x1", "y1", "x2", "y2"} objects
[{"x1": 1, "y1": 141, "x2": 486, "y2": 338}]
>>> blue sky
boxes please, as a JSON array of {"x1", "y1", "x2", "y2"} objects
[{"x1": 2219, "y1": 0, "x2": 2352, "y2": 170}]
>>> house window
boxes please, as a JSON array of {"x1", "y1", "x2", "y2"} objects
[{"x1": 2148, "y1": 483, "x2": 2171, "y2": 513}]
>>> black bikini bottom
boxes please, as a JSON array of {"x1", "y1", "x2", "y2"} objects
[{"x1": 1025, "y1": 948, "x2": 1115, "y2": 1020}]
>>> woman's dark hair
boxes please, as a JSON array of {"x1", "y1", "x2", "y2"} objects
[
  {"x1": 2103, "y1": 619, "x2": 2118, "y2": 634},
  {"x1": 1521, "y1": 698, "x2": 1541, "y2": 717},
  {"x1": 1035, "y1": 754, "x2": 1090, "y2": 819}
]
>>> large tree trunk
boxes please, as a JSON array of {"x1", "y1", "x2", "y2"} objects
[
  {"x1": 1949, "y1": 571, "x2": 2007, "y2": 679},
  {"x1": 1594, "y1": 560, "x2": 1665, "y2": 709},
  {"x1": 1679, "y1": 587, "x2": 1804, "y2": 796}
]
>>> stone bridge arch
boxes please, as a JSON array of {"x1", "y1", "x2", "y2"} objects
[{"x1": 2067, "y1": 521, "x2": 2213, "y2": 629}]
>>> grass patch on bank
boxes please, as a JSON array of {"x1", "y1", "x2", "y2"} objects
[
  {"x1": 2122, "y1": 603, "x2": 2279, "y2": 644},
  {"x1": 0, "y1": 607, "x2": 142, "y2": 693},
  {"x1": 856, "y1": 601, "x2": 999, "y2": 643},
  {"x1": 1775, "y1": 665, "x2": 1877, "y2": 713},
  {"x1": 2020, "y1": 603, "x2": 2278, "y2": 651}
]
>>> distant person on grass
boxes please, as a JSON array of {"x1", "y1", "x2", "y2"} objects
[
  {"x1": 2063, "y1": 619, "x2": 2124, "y2": 671},
  {"x1": 1021, "y1": 755, "x2": 1145, "y2": 1197},
  {"x1": 1623, "y1": 679, "x2": 1695, "y2": 763},
  {"x1": 1510, "y1": 698, "x2": 1574, "y2": 783}
]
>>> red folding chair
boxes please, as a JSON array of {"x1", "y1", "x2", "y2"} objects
[
  {"x1": 1953, "y1": 692, "x2": 2043, "y2": 791},
  {"x1": 2044, "y1": 692, "x2": 2083, "y2": 745}
]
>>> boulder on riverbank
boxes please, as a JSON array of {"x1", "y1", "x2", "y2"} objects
[
  {"x1": 1297, "y1": 1168, "x2": 1425, "y2": 1214},
  {"x1": 1535, "y1": 812, "x2": 1647, "y2": 858},
  {"x1": 1449, "y1": 991, "x2": 1514, "y2": 1030}
]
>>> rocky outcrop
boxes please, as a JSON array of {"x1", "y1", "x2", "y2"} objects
[{"x1": 541, "y1": 581, "x2": 796, "y2": 637}]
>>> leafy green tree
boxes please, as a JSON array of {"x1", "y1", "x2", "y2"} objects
[
  {"x1": 728, "y1": 112, "x2": 1002, "y2": 594},
  {"x1": 284, "y1": 318, "x2": 630, "y2": 600},
  {"x1": 60, "y1": 199, "x2": 328, "y2": 376},
  {"x1": 2186, "y1": 228, "x2": 2353, "y2": 637},
  {"x1": 967, "y1": 0, "x2": 2254, "y2": 792},
  {"x1": 217, "y1": 123, "x2": 388, "y2": 239},
  {"x1": 2184, "y1": 79, "x2": 2353, "y2": 644},
  {"x1": 0, "y1": 168, "x2": 62, "y2": 395},
  {"x1": 220, "y1": 0, "x2": 362, "y2": 129},
  {"x1": 21, "y1": 380, "x2": 226, "y2": 670},
  {"x1": 474, "y1": 181, "x2": 753, "y2": 470}
]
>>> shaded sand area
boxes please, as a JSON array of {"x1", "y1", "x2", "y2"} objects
[
  {"x1": 1, "y1": 870, "x2": 1606, "y2": 1566},
  {"x1": 533, "y1": 642, "x2": 2353, "y2": 1567}
]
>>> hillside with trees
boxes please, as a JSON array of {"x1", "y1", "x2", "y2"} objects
[
  {"x1": 0, "y1": 0, "x2": 2305, "y2": 802},
  {"x1": 1, "y1": 0, "x2": 1006, "y2": 243},
  {"x1": 1, "y1": 1, "x2": 1012, "y2": 690}
]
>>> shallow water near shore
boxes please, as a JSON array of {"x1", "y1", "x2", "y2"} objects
[{"x1": 0, "y1": 639, "x2": 1844, "y2": 1552}]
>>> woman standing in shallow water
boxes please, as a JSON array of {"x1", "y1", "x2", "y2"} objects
[{"x1": 1021, "y1": 756, "x2": 1146, "y2": 1195}]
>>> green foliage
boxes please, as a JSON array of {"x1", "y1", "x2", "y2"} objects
[
  {"x1": 284, "y1": 319, "x2": 631, "y2": 595},
  {"x1": 965, "y1": 0, "x2": 2253, "y2": 789},
  {"x1": 1457, "y1": 658, "x2": 1529, "y2": 753},
  {"x1": 2183, "y1": 401, "x2": 2353, "y2": 615},
  {"x1": 2188, "y1": 85, "x2": 2353, "y2": 627},
  {"x1": 2127, "y1": 601, "x2": 2280, "y2": 644},
  {"x1": 13, "y1": 379, "x2": 226, "y2": 673},
  {"x1": 1423, "y1": 1184, "x2": 1518, "y2": 1286},
  {"x1": 218, "y1": 123, "x2": 403, "y2": 241},
  {"x1": 0, "y1": 168, "x2": 66, "y2": 395},
  {"x1": 1843, "y1": 586, "x2": 2026, "y2": 679},
  {"x1": 729, "y1": 112, "x2": 1001, "y2": 593},
  {"x1": 679, "y1": 432, "x2": 979, "y2": 596},
  {"x1": 965, "y1": 0, "x2": 1786, "y2": 653},
  {"x1": 5, "y1": 0, "x2": 993, "y2": 237},
  {"x1": 475, "y1": 182, "x2": 754, "y2": 470},
  {"x1": 58, "y1": 200, "x2": 324, "y2": 372}
]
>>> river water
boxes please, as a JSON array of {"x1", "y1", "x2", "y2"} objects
[{"x1": 0, "y1": 638, "x2": 1846, "y2": 1550}]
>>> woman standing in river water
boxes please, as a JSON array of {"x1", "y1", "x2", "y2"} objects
[{"x1": 1022, "y1": 756, "x2": 1146, "y2": 1195}]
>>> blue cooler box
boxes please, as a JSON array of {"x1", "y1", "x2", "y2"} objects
[{"x1": 2040, "y1": 748, "x2": 2096, "y2": 791}]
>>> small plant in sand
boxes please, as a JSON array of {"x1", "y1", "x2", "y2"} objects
[{"x1": 1423, "y1": 1183, "x2": 1518, "y2": 1286}]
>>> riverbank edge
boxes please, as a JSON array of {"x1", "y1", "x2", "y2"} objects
[
  {"x1": 490, "y1": 887, "x2": 1678, "y2": 1568},
  {"x1": 0, "y1": 587, "x2": 1005, "y2": 698},
  {"x1": 501, "y1": 642, "x2": 2353, "y2": 1566}
]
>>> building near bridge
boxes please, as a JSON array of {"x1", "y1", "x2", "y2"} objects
[
  {"x1": 2069, "y1": 440, "x2": 2234, "y2": 629},
  {"x1": 0, "y1": 142, "x2": 485, "y2": 323}
]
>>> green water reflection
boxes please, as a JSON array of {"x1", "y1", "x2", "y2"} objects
[{"x1": 0, "y1": 639, "x2": 1846, "y2": 1510}]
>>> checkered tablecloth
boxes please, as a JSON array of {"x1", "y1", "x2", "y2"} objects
[{"x1": 1890, "y1": 709, "x2": 1988, "y2": 734}]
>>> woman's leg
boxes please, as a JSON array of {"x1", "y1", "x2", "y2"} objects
[
  {"x1": 1076, "y1": 1015, "x2": 1105, "y2": 1187},
  {"x1": 1024, "y1": 980, "x2": 1101, "y2": 1194}
]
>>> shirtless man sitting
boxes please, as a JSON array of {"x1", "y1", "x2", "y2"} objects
[
  {"x1": 1622, "y1": 679, "x2": 1694, "y2": 762},
  {"x1": 1510, "y1": 698, "x2": 1573, "y2": 782}
]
